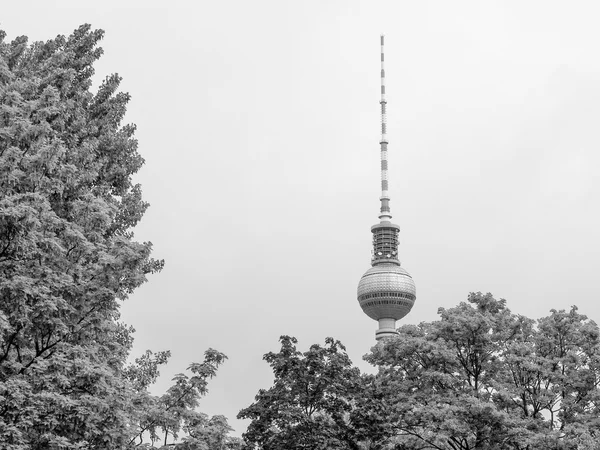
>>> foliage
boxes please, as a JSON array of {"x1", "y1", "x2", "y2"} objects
[
  {"x1": 241, "y1": 298, "x2": 600, "y2": 450},
  {"x1": 0, "y1": 22, "x2": 156, "y2": 449},
  {"x1": 127, "y1": 348, "x2": 239, "y2": 449},
  {"x1": 178, "y1": 414, "x2": 243, "y2": 450},
  {"x1": 238, "y1": 336, "x2": 363, "y2": 450},
  {"x1": 360, "y1": 293, "x2": 600, "y2": 450},
  {"x1": 0, "y1": 25, "x2": 236, "y2": 449}
]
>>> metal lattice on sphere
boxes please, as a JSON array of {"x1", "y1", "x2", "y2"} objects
[{"x1": 358, "y1": 264, "x2": 416, "y2": 321}]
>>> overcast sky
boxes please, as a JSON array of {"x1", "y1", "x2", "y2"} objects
[{"x1": 3, "y1": 0, "x2": 600, "y2": 436}]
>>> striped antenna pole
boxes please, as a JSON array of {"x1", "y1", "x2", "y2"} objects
[{"x1": 379, "y1": 35, "x2": 392, "y2": 222}]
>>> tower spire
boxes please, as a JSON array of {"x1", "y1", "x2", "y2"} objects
[{"x1": 379, "y1": 35, "x2": 391, "y2": 222}]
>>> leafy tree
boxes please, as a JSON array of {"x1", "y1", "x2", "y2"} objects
[
  {"x1": 0, "y1": 23, "x2": 160, "y2": 449},
  {"x1": 126, "y1": 348, "x2": 239, "y2": 449},
  {"x1": 0, "y1": 25, "x2": 238, "y2": 449},
  {"x1": 178, "y1": 414, "x2": 243, "y2": 450},
  {"x1": 360, "y1": 293, "x2": 600, "y2": 450},
  {"x1": 242, "y1": 299, "x2": 600, "y2": 450},
  {"x1": 238, "y1": 336, "x2": 363, "y2": 450}
]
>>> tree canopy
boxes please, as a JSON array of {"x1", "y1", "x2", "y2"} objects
[
  {"x1": 361, "y1": 293, "x2": 600, "y2": 449},
  {"x1": 241, "y1": 294, "x2": 600, "y2": 450},
  {"x1": 238, "y1": 336, "x2": 363, "y2": 450},
  {"x1": 0, "y1": 24, "x2": 240, "y2": 449}
]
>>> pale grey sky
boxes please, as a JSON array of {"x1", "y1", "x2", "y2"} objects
[{"x1": 3, "y1": 0, "x2": 600, "y2": 436}]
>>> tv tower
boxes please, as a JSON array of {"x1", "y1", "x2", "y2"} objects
[{"x1": 357, "y1": 35, "x2": 416, "y2": 341}]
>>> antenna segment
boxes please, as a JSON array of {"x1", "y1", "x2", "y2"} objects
[{"x1": 379, "y1": 35, "x2": 391, "y2": 222}]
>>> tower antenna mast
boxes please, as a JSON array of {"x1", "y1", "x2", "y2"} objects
[{"x1": 379, "y1": 35, "x2": 391, "y2": 222}]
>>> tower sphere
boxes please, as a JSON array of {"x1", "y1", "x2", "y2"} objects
[{"x1": 357, "y1": 263, "x2": 416, "y2": 322}]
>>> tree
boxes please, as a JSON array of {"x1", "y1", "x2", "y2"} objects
[
  {"x1": 0, "y1": 23, "x2": 161, "y2": 448},
  {"x1": 125, "y1": 348, "x2": 239, "y2": 449},
  {"x1": 238, "y1": 336, "x2": 363, "y2": 450},
  {"x1": 0, "y1": 25, "x2": 237, "y2": 449},
  {"x1": 360, "y1": 293, "x2": 600, "y2": 450},
  {"x1": 179, "y1": 414, "x2": 243, "y2": 450},
  {"x1": 242, "y1": 298, "x2": 600, "y2": 450}
]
